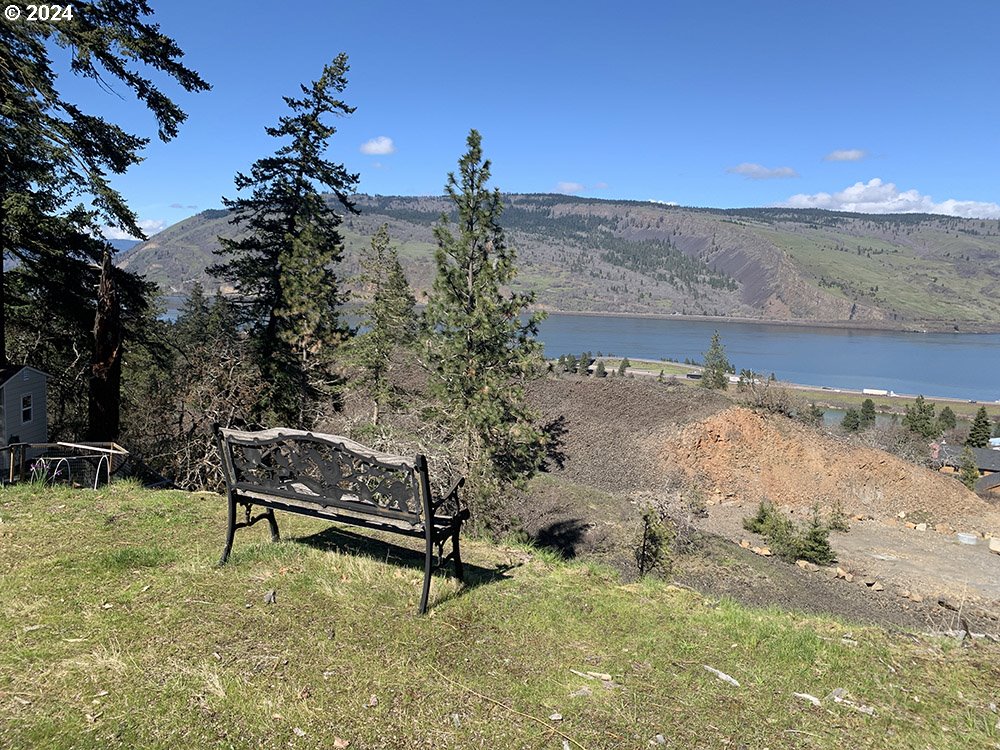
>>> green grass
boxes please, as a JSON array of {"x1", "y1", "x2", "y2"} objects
[{"x1": 2, "y1": 484, "x2": 999, "y2": 748}]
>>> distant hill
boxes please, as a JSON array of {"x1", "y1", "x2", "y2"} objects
[{"x1": 118, "y1": 194, "x2": 1000, "y2": 329}]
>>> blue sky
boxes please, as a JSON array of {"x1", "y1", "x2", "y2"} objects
[{"x1": 64, "y1": 0, "x2": 1000, "y2": 238}]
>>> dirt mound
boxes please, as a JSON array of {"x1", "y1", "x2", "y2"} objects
[
  {"x1": 658, "y1": 407, "x2": 999, "y2": 530},
  {"x1": 527, "y1": 376, "x2": 729, "y2": 494}
]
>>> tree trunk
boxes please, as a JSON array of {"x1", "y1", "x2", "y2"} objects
[{"x1": 87, "y1": 250, "x2": 122, "y2": 441}]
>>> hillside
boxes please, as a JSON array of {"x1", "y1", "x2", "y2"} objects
[{"x1": 119, "y1": 195, "x2": 1000, "y2": 328}]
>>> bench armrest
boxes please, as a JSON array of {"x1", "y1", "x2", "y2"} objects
[{"x1": 431, "y1": 476, "x2": 466, "y2": 516}]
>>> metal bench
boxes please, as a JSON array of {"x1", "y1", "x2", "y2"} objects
[{"x1": 214, "y1": 426, "x2": 467, "y2": 614}]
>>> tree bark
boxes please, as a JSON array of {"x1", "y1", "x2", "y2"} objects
[{"x1": 87, "y1": 250, "x2": 122, "y2": 441}]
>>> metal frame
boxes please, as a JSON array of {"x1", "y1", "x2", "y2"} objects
[{"x1": 214, "y1": 425, "x2": 467, "y2": 614}]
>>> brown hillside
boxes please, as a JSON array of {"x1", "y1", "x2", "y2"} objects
[{"x1": 657, "y1": 406, "x2": 999, "y2": 531}]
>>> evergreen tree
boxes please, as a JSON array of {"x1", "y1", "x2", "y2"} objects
[
  {"x1": 209, "y1": 55, "x2": 358, "y2": 427},
  {"x1": 967, "y1": 406, "x2": 992, "y2": 448},
  {"x1": 595, "y1": 360, "x2": 608, "y2": 378},
  {"x1": 617, "y1": 357, "x2": 630, "y2": 376},
  {"x1": 566, "y1": 354, "x2": 578, "y2": 374},
  {"x1": 860, "y1": 398, "x2": 877, "y2": 429},
  {"x1": 902, "y1": 395, "x2": 939, "y2": 439},
  {"x1": 701, "y1": 331, "x2": 732, "y2": 390},
  {"x1": 355, "y1": 224, "x2": 416, "y2": 425},
  {"x1": 2, "y1": 1, "x2": 207, "y2": 436},
  {"x1": 959, "y1": 446, "x2": 980, "y2": 490},
  {"x1": 424, "y1": 130, "x2": 547, "y2": 509},
  {"x1": 937, "y1": 405, "x2": 957, "y2": 432},
  {"x1": 841, "y1": 408, "x2": 862, "y2": 432},
  {"x1": 993, "y1": 418, "x2": 1000, "y2": 439}
]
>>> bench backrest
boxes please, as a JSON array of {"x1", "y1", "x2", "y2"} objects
[{"x1": 215, "y1": 427, "x2": 430, "y2": 525}]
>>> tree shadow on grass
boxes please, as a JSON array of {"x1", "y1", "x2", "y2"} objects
[
  {"x1": 533, "y1": 517, "x2": 591, "y2": 560},
  {"x1": 293, "y1": 525, "x2": 515, "y2": 607}
]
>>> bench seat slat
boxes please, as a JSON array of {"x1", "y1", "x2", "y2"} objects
[{"x1": 234, "y1": 483, "x2": 422, "y2": 525}]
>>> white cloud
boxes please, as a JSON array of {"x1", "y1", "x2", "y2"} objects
[
  {"x1": 726, "y1": 162, "x2": 799, "y2": 180},
  {"x1": 824, "y1": 149, "x2": 867, "y2": 162},
  {"x1": 647, "y1": 199, "x2": 679, "y2": 206},
  {"x1": 102, "y1": 218, "x2": 166, "y2": 241},
  {"x1": 782, "y1": 178, "x2": 1000, "y2": 219},
  {"x1": 360, "y1": 136, "x2": 395, "y2": 155},
  {"x1": 556, "y1": 181, "x2": 585, "y2": 194}
]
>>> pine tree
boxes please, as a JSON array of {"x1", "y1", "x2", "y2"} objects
[
  {"x1": 860, "y1": 398, "x2": 877, "y2": 429},
  {"x1": 424, "y1": 130, "x2": 547, "y2": 510},
  {"x1": 595, "y1": 360, "x2": 608, "y2": 378},
  {"x1": 902, "y1": 395, "x2": 938, "y2": 439},
  {"x1": 209, "y1": 55, "x2": 358, "y2": 427},
  {"x1": 937, "y1": 405, "x2": 957, "y2": 432},
  {"x1": 355, "y1": 224, "x2": 416, "y2": 425},
  {"x1": 959, "y1": 446, "x2": 980, "y2": 490},
  {"x1": 617, "y1": 357, "x2": 630, "y2": 376},
  {"x1": 2, "y1": 2, "x2": 207, "y2": 436},
  {"x1": 967, "y1": 406, "x2": 992, "y2": 448},
  {"x1": 841, "y1": 408, "x2": 862, "y2": 432},
  {"x1": 701, "y1": 331, "x2": 732, "y2": 390}
]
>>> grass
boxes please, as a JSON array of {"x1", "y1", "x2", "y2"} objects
[{"x1": 2, "y1": 483, "x2": 1000, "y2": 748}]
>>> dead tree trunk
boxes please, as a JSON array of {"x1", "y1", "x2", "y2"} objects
[{"x1": 87, "y1": 249, "x2": 122, "y2": 441}]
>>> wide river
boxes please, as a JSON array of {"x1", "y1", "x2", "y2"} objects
[
  {"x1": 535, "y1": 313, "x2": 1000, "y2": 402},
  {"x1": 162, "y1": 298, "x2": 1000, "y2": 402}
]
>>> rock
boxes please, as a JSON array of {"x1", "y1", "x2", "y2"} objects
[
  {"x1": 897, "y1": 511, "x2": 906, "y2": 519},
  {"x1": 739, "y1": 539, "x2": 751, "y2": 549},
  {"x1": 263, "y1": 590, "x2": 277, "y2": 605},
  {"x1": 872, "y1": 582, "x2": 884, "y2": 592},
  {"x1": 549, "y1": 712, "x2": 563, "y2": 722},
  {"x1": 794, "y1": 692, "x2": 822, "y2": 707},
  {"x1": 751, "y1": 546, "x2": 772, "y2": 557},
  {"x1": 853, "y1": 514, "x2": 865, "y2": 522},
  {"x1": 836, "y1": 567, "x2": 850, "y2": 579},
  {"x1": 905, "y1": 521, "x2": 917, "y2": 530},
  {"x1": 703, "y1": 665, "x2": 740, "y2": 687},
  {"x1": 651, "y1": 735, "x2": 667, "y2": 746},
  {"x1": 935, "y1": 523, "x2": 951, "y2": 534},
  {"x1": 796, "y1": 560, "x2": 820, "y2": 572},
  {"x1": 939, "y1": 597, "x2": 960, "y2": 612},
  {"x1": 915, "y1": 522, "x2": 928, "y2": 532},
  {"x1": 909, "y1": 593, "x2": 924, "y2": 603},
  {"x1": 844, "y1": 573, "x2": 855, "y2": 583},
  {"x1": 864, "y1": 579, "x2": 877, "y2": 587},
  {"x1": 823, "y1": 567, "x2": 839, "y2": 579},
  {"x1": 989, "y1": 538, "x2": 1000, "y2": 555},
  {"x1": 569, "y1": 686, "x2": 592, "y2": 698}
]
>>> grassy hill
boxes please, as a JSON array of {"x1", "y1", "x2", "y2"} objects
[
  {"x1": 2, "y1": 482, "x2": 999, "y2": 748},
  {"x1": 119, "y1": 195, "x2": 1000, "y2": 329}
]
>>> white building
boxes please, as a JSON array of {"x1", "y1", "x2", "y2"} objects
[{"x1": 1, "y1": 366, "x2": 48, "y2": 467}]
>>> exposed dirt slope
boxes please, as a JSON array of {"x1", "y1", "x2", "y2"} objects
[{"x1": 658, "y1": 406, "x2": 999, "y2": 531}]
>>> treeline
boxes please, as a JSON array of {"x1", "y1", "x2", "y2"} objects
[{"x1": 3, "y1": 9, "x2": 551, "y2": 530}]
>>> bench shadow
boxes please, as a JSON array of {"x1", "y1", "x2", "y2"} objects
[{"x1": 292, "y1": 525, "x2": 515, "y2": 607}]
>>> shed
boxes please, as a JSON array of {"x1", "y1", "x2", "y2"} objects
[{"x1": 0, "y1": 365, "x2": 48, "y2": 450}]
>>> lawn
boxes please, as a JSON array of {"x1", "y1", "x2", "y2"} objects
[{"x1": 2, "y1": 483, "x2": 998, "y2": 748}]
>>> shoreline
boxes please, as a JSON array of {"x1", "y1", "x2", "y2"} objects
[{"x1": 532, "y1": 307, "x2": 1000, "y2": 335}]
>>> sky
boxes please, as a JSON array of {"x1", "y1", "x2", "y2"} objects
[{"x1": 50, "y1": 1, "x2": 1000, "y2": 239}]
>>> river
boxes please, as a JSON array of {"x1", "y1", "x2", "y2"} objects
[
  {"x1": 535, "y1": 313, "x2": 1000, "y2": 402},
  {"x1": 161, "y1": 297, "x2": 1000, "y2": 402}
]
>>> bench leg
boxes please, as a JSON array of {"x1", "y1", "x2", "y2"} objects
[
  {"x1": 218, "y1": 496, "x2": 238, "y2": 566},
  {"x1": 265, "y1": 508, "x2": 280, "y2": 542},
  {"x1": 419, "y1": 536, "x2": 434, "y2": 615},
  {"x1": 452, "y1": 531, "x2": 465, "y2": 582}
]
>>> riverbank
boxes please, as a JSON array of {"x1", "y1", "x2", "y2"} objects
[
  {"x1": 534, "y1": 306, "x2": 1000, "y2": 334},
  {"x1": 572, "y1": 356, "x2": 1000, "y2": 421}
]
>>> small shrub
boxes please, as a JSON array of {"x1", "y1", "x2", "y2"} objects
[
  {"x1": 828, "y1": 499, "x2": 851, "y2": 532},
  {"x1": 635, "y1": 507, "x2": 675, "y2": 577},
  {"x1": 742, "y1": 500, "x2": 837, "y2": 566}
]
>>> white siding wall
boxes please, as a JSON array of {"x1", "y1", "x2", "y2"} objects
[{"x1": 3, "y1": 369, "x2": 48, "y2": 446}]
